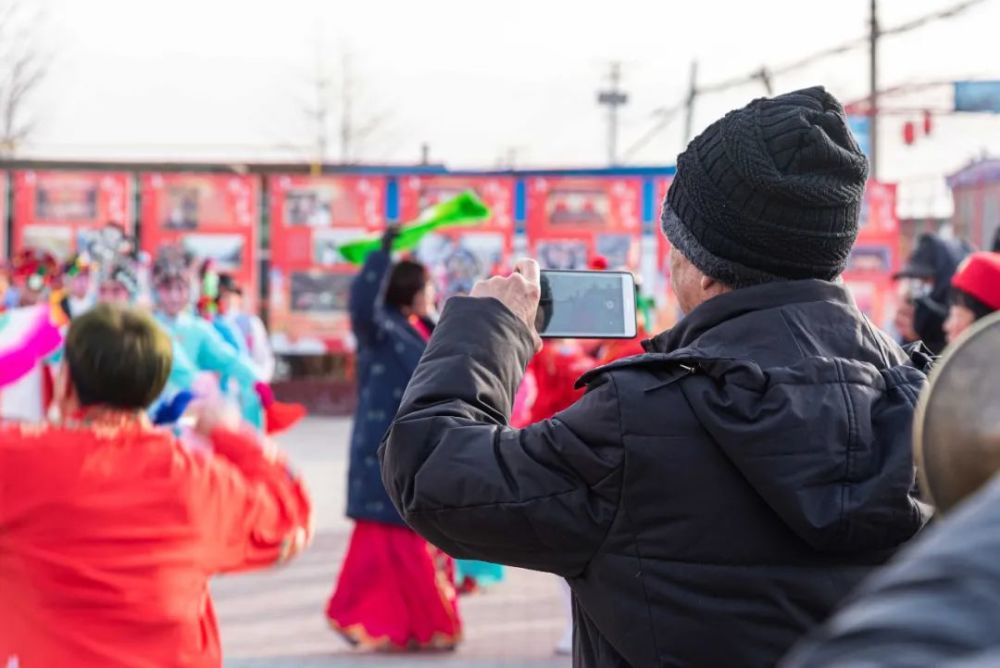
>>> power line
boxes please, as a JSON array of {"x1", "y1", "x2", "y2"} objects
[{"x1": 624, "y1": 0, "x2": 991, "y2": 162}]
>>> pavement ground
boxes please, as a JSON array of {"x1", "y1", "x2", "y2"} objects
[{"x1": 216, "y1": 418, "x2": 572, "y2": 668}]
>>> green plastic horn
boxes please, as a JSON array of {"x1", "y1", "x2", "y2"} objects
[{"x1": 337, "y1": 190, "x2": 491, "y2": 265}]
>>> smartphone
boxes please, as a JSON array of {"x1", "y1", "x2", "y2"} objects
[{"x1": 536, "y1": 270, "x2": 637, "y2": 339}]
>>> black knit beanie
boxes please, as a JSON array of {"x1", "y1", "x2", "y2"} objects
[{"x1": 662, "y1": 86, "x2": 869, "y2": 288}]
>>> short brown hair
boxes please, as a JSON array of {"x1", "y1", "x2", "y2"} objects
[{"x1": 65, "y1": 304, "x2": 173, "y2": 409}]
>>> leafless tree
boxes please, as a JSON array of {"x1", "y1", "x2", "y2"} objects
[
  {"x1": 303, "y1": 45, "x2": 388, "y2": 165},
  {"x1": 0, "y1": 0, "x2": 47, "y2": 157}
]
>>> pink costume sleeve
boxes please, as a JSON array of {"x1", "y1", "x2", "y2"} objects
[{"x1": 0, "y1": 306, "x2": 64, "y2": 389}]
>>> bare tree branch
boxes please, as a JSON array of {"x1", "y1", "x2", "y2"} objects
[{"x1": 0, "y1": 0, "x2": 48, "y2": 157}]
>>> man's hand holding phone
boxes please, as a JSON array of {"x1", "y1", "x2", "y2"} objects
[{"x1": 470, "y1": 259, "x2": 543, "y2": 352}]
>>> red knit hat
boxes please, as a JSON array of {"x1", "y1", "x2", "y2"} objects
[{"x1": 952, "y1": 252, "x2": 1000, "y2": 311}]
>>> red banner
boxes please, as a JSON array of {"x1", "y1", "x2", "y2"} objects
[
  {"x1": 399, "y1": 175, "x2": 515, "y2": 294},
  {"x1": 844, "y1": 181, "x2": 900, "y2": 329},
  {"x1": 268, "y1": 174, "x2": 386, "y2": 354},
  {"x1": 526, "y1": 176, "x2": 643, "y2": 271},
  {"x1": 12, "y1": 170, "x2": 133, "y2": 260},
  {"x1": 140, "y1": 173, "x2": 259, "y2": 308}
]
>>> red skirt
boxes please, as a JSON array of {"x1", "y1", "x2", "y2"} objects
[{"x1": 326, "y1": 520, "x2": 462, "y2": 651}]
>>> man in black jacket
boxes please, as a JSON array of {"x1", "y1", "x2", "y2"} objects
[{"x1": 381, "y1": 86, "x2": 929, "y2": 667}]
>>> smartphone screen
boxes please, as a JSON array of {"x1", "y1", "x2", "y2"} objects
[{"x1": 536, "y1": 270, "x2": 637, "y2": 339}]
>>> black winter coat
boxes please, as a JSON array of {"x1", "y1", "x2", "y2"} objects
[
  {"x1": 782, "y1": 472, "x2": 1000, "y2": 667},
  {"x1": 381, "y1": 279, "x2": 929, "y2": 667}
]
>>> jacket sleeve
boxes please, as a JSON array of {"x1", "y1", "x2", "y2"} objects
[
  {"x1": 194, "y1": 319, "x2": 262, "y2": 390},
  {"x1": 189, "y1": 426, "x2": 312, "y2": 573},
  {"x1": 349, "y1": 248, "x2": 392, "y2": 344},
  {"x1": 781, "y1": 474, "x2": 1000, "y2": 668},
  {"x1": 380, "y1": 297, "x2": 624, "y2": 578}
]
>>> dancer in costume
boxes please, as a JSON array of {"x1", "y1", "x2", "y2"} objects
[
  {"x1": 193, "y1": 259, "x2": 302, "y2": 432},
  {"x1": 151, "y1": 250, "x2": 264, "y2": 428},
  {"x1": 97, "y1": 256, "x2": 142, "y2": 306},
  {"x1": 0, "y1": 304, "x2": 311, "y2": 668},
  {"x1": 151, "y1": 249, "x2": 302, "y2": 434},
  {"x1": 0, "y1": 250, "x2": 67, "y2": 421},
  {"x1": 326, "y1": 226, "x2": 462, "y2": 651},
  {"x1": 196, "y1": 261, "x2": 276, "y2": 382},
  {"x1": 58, "y1": 254, "x2": 95, "y2": 319},
  {"x1": 217, "y1": 273, "x2": 276, "y2": 380}
]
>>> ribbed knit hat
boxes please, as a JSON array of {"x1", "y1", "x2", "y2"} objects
[{"x1": 662, "y1": 86, "x2": 869, "y2": 287}]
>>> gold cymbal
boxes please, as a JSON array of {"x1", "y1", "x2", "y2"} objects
[{"x1": 914, "y1": 311, "x2": 1000, "y2": 514}]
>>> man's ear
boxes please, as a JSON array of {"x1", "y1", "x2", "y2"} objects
[{"x1": 699, "y1": 273, "x2": 732, "y2": 299}]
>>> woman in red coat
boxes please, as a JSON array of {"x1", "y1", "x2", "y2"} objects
[{"x1": 0, "y1": 305, "x2": 312, "y2": 668}]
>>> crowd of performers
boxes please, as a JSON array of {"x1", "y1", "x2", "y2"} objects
[{"x1": 0, "y1": 223, "x2": 304, "y2": 434}]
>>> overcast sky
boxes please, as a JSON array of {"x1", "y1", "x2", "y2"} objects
[{"x1": 15, "y1": 0, "x2": 1000, "y2": 216}]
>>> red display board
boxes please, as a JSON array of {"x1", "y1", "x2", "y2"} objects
[
  {"x1": 268, "y1": 174, "x2": 386, "y2": 354},
  {"x1": 654, "y1": 176, "x2": 674, "y2": 272},
  {"x1": 12, "y1": 170, "x2": 133, "y2": 260},
  {"x1": 526, "y1": 176, "x2": 643, "y2": 271},
  {"x1": 140, "y1": 173, "x2": 259, "y2": 309},
  {"x1": 399, "y1": 175, "x2": 515, "y2": 293},
  {"x1": 843, "y1": 181, "x2": 900, "y2": 329}
]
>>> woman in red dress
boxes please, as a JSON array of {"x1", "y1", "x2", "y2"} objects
[{"x1": 326, "y1": 228, "x2": 461, "y2": 651}]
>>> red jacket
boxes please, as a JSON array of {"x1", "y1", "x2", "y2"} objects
[
  {"x1": 527, "y1": 341, "x2": 594, "y2": 422},
  {"x1": 596, "y1": 327, "x2": 650, "y2": 367},
  {"x1": 0, "y1": 417, "x2": 311, "y2": 668}
]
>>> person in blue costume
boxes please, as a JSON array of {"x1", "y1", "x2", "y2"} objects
[
  {"x1": 195, "y1": 261, "x2": 276, "y2": 382},
  {"x1": 151, "y1": 252, "x2": 266, "y2": 430}
]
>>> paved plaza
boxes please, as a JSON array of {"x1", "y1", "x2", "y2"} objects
[{"x1": 216, "y1": 418, "x2": 571, "y2": 668}]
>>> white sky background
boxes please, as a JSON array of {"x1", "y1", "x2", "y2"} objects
[{"x1": 17, "y1": 0, "x2": 1000, "y2": 217}]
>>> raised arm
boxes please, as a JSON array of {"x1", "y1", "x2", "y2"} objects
[{"x1": 349, "y1": 227, "x2": 397, "y2": 343}]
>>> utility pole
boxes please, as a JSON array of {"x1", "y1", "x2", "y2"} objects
[
  {"x1": 597, "y1": 62, "x2": 628, "y2": 166},
  {"x1": 868, "y1": 0, "x2": 880, "y2": 179},
  {"x1": 683, "y1": 60, "x2": 699, "y2": 144}
]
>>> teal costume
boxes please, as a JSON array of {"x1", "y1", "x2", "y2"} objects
[{"x1": 155, "y1": 311, "x2": 264, "y2": 429}]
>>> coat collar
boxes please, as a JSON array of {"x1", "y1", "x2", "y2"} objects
[{"x1": 644, "y1": 279, "x2": 854, "y2": 354}]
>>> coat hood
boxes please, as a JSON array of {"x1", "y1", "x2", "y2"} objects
[{"x1": 591, "y1": 280, "x2": 930, "y2": 552}]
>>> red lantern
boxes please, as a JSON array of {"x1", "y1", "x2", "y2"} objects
[
  {"x1": 903, "y1": 121, "x2": 916, "y2": 146},
  {"x1": 923, "y1": 110, "x2": 933, "y2": 136}
]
